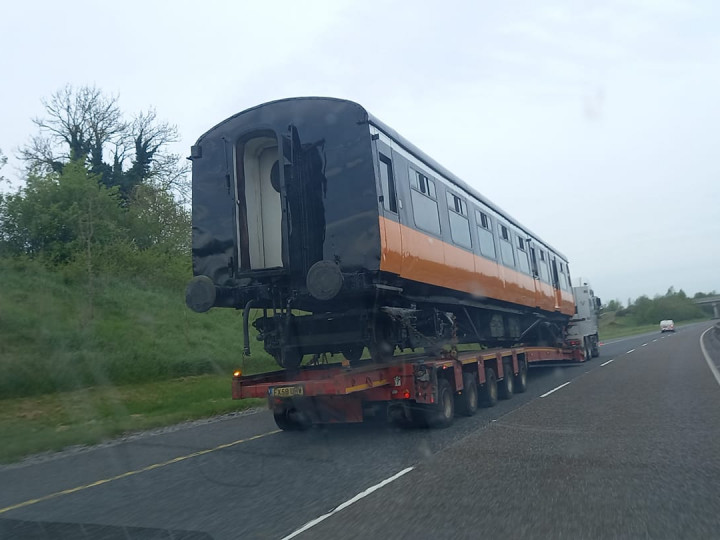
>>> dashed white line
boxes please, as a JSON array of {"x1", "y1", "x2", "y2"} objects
[
  {"x1": 652, "y1": 339, "x2": 658, "y2": 342},
  {"x1": 540, "y1": 381, "x2": 571, "y2": 398},
  {"x1": 626, "y1": 348, "x2": 636, "y2": 354},
  {"x1": 600, "y1": 359, "x2": 614, "y2": 366},
  {"x1": 700, "y1": 326, "x2": 720, "y2": 388},
  {"x1": 281, "y1": 467, "x2": 414, "y2": 539},
  {"x1": 642, "y1": 343, "x2": 648, "y2": 347}
]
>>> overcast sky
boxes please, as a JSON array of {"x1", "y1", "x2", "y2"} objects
[{"x1": 1, "y1": 0, "x2": 718, "y2": 303}]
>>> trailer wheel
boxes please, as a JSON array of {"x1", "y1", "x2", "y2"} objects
[
  {"x1": 479, "y1": 367, "x2": 498, "y2": 408},
  {"x1": 498, "y1": 360, "x2": 514, "y2": 400},
  {"x1": 273, "y1": 408, "x2": 311, "y2": 431},
  {"x1": 514, "y1": 358, "x2": 528, "y2": 393},
  {"x1": 591, "y1": 337, "x2": 600, "y2": 358},
  {"x1": 341, "y1": 344, "x2": 364, "y2": 363},
  {"x1": 426, "y1": 378, "x2": 454, "y2": 428},
  {"x1": 369, "y1": 319, "x2": 395, "y2": 362},
  {"x1": 456, "y1": 372, "x2": 479, "y2": 417},
  {"x1": 584, "y1": 338, "x2": 592, "y2": 361},
  {"x1": 388, "y1": 404, "x2": 411, "y2": 428}
]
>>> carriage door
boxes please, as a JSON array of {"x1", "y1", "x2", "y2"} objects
[
  {"x1": 283, "y1": 125, "x2": 328, "y2": 286},
  {"x1": 550, "y1": 257, "x2": 562, "y2": 311},
  {"x1": 373, "y1": 138, "x2": 402, "y2": 276},
  {"x1": 529, "y1": 245, "x2": 542, "y2": 308}
]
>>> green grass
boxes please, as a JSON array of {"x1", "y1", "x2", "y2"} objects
[
  {"x1": 0, "y1": 257, "x2": 279, "y2": 399},
  {"x1": 0, "y1": 257, "x2": 279, "y2": 461},
  {"x1": 0, "y1": 374, "x2": 265, "y2": 464}
]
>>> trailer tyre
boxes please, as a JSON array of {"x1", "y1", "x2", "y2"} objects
[
  {"x1": 341, "y1": 344, "x2": 364, "y2": 363},
  {"x1": 479, "y1": 367, "x2": 498, "y2": 408},
  {"x1": 584, "y1": 338, "x2": 592, "y2": 361},
  {"x1": 591, "y1": 336, "x2": 600, "y2": 358},
  {"x1": 456, "y1": 372, "x2": 479, "y2": 417},
  {"x1": 273, "y1": 408, "x2": 311, "y2": 431},
  {"x1": 427, "y1": 378, "x2": 454, "y2": 428},
  {"x1": 498, "y1": 360, "x2": 514, "y2": 400},
  {"x1": 514, "y1": 358, "x2": 528, "y2": 393}
]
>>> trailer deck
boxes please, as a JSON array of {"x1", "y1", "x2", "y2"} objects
[{"x1": 233, "y1": 345, "x2": 586, "y2": 430}]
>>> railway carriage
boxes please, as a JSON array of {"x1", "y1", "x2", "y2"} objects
[{"x1": 186, "y1": 97, "x2": 576, "y2": 368}]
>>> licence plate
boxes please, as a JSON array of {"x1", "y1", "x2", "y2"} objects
[{"x1": 271, "y1": 385, "x2": 304, "y2": 398}]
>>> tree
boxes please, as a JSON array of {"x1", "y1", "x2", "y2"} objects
[
  {"x1": 618, "y1": 288, "x2": 706, "y2": 324},
  {"x1": 0, "y1": 161, "x2": 124, "y2": 262},
  {"x1": 123, "y1": 109, "x2": 190, "y2": 200},
  {"x1": 0, "y1": 148, "x2": 6, "y2": 186},
  {"x1": 19, "y1": 85, "x2": 188, "y2": 200},
  {"x1": 19, "y1": 86, "x2": 123, "y2": 174}
]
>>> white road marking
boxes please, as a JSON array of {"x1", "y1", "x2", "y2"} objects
[
  {"x1": 601, "y1": 359, "x2": 614, "y2": 366},
  {"x1": 600, "y1": 333, "x2": 654, "y2": 346},
  {"x1": 700, "y1": 326, "x2": 720, "y2": 388},
  {"x1": 652, "y1": 339, "x2": 658, "y2": 342},
  {"x1": 627, "y1": 349, "x2": 636, "y2": 353},
  {"x1": 642, "y1": 343, "x2": 648, "y2": 347},
  {"x1": 281, "y1": 467, "x2": 414, "y2": 539},
  {"x1": 540, "y1": 381, "x2": 571, "y2": 398}
]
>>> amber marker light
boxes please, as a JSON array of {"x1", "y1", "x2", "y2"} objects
[{"x1": 233, "y1": 370, "x2": 242, "y2": 377}]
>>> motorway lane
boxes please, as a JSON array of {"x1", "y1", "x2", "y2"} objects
[
  {"x1": 299, "y1": 322, "x2": 720, "y2": 539},
  {"x1": 0, "y1": 324, "x2": 715, "y2": 539}
]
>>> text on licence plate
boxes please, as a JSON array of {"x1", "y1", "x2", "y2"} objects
[{"x1": 272, "y1": 385, "x2": 304, "y2": 397}]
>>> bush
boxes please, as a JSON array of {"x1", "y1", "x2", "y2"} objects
[{"x1": 0, "y1": 161, "x2": 124, "y2": 262}]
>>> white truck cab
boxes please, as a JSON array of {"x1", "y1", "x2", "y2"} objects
[{"x1": 567, "y1": 285, "x2": 601, "y2": 359}]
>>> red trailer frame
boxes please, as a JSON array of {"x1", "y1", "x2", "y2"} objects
[{"x1": 233, "y1": 344, "x2": 586, "y2": 430}]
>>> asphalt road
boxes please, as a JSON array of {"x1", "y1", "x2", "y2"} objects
[{"x1": 1, "y1": 321, "x2": 719, "y2": 539}]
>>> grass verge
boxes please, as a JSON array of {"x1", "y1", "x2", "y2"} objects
[
  {"x1": 0, "y1": 256, "x2": 280, "y2": 399},
  {"x1": 599, "y1": 316, "x2": 710, "y2": 341},
  {"x1": 0, "y1": 375, "x2": 264, "y2": 464}
]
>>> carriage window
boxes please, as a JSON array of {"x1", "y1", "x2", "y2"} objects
[
  {"x1": 409, "y1": 169, "x2": 441, "y2": 235},
  {"x1": 446, "y1": 192, "x2": 467, "y2": 215},
  {"x1": 499, "y1": 224, "x2": 515, "y2": 267},
  {"x1": 516, "y1": 234, "x2": 531, "y2": 274},
  {"x1": 410, "y1": 168, "x2": 436, "y2": 198},
  {"x1": 475, "y1": 210, "x2": 496, "y2": 259},
  {"x1": 378, "y1": 153, "x2": 397, "y2": 213},
  {"x1": 447, "y1": 192, "x2": 471, "y2": 248}
]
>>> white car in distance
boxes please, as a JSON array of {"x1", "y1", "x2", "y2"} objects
[{"x1": 660, "y1": 320, "x2": 675, "y2": 333}]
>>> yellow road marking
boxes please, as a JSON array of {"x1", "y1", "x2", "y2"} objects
[{"x1": 0, "y1": 430, "x2": 280, "y2": 515}]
